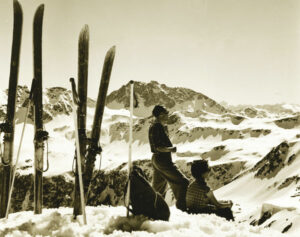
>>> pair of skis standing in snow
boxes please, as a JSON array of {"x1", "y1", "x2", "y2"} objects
[
  {"x1": 70, "y1": 28, "x2": 116, "y2": 224},
  {"x1": 0, "y1": 0, "x2": 47, "y2": 219},
  {"x1": 0, "y1": 0, "x2": 118, "y2": 223}
]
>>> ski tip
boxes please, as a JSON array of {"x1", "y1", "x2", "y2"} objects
[
  {"x1": 110, "y1": 45, "x2": 116, "y2": 51},
  {"x1": 79, "y1": 25, "x2": 89, "y2": 41},
  {"x1": 106, "y1": 45, "x2": 116, "y2": 58},
  {"x1": 34, "y1": 4, "x2": 45, "y2": 19},
  {"x1": 82, "y1": 24, "x2": 89, "y2": 33},
  {"x1": 13, "y1": 0, "x2": 23, "y2": 14}
]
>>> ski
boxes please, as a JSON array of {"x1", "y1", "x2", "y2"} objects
[
  {"x1": 83, "y1": 46, "x2": 116, "y2": 196},
  {"x1": 33, "y1": 4, "x2": 47, "y2": 214},
  {"x1": 73, "y1": 25, "x2": 89, "y2": 218},
  {"x1": 70, "y1": 78, "x2": 87, "y2": 224},
  {"x1": 0, "y1": 0, "x2": 23, "y2": 218}
]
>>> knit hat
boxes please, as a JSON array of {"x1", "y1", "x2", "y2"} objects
[
  {"x1": 152, "y1": 105, "x2": 168, "y2": 118},
  {"x1": 191, "y1": 160, "x2": 209, "y2": 179}
]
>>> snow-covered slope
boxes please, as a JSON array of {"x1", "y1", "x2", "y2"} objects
[
  {"x1": 216, "y1": 140, "x2": 300, "y2": 235},
  {"x1": 0, "y1": 206, "x2": 291, "y2": 237}
]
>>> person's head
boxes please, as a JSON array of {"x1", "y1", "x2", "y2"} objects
[
  {"x1": 191, "y1": 160, "x2": 210, "y2": 180},
  {"x1": 152, "y1": 105, "x2": 169, "y2": 124}
]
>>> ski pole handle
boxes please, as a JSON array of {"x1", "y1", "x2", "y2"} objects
[
  {"x1": 70, "y1": 78, "x2": 80, "y2": 105},
  {"x1": 29, "y1": 78, "x2": 36, "y2": 100}
]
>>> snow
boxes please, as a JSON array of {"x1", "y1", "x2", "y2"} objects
[
  {"x1": 0, "y1": 90, "x2": 7, "y2": 104},
  {"x1": 281, "y1": 103, "x2": 300, "y2": 113},
  {"x1": 0, "y1": 206, "x2": 291, "y2": 237}
]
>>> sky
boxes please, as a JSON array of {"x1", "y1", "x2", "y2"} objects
[{"x1": 0, "y1": 0, "x2": 299, "y2": 105}]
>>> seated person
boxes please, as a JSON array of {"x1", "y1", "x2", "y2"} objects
[{"x1": 185, "y1": 160, "x2": 234, "y2": 221}]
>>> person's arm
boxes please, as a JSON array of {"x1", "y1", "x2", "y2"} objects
[
  {"x1": 206, "y1": 191, "x2": 232, "y2": 208},
  {"x1": 151, "y1": 123, "x2": 176, "y2": 153}
]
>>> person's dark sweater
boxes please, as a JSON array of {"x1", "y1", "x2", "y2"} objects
[{"x1": 148, "y1": 122, "x2": 172, "y2": 154}]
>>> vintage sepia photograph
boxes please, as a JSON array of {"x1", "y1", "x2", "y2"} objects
[{"x1": 0, "y1": 0, "x2": 299, "y2": 236}]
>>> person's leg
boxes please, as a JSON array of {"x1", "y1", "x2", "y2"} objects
[
  {"x1": 153, "y1": 155, "x2": 189, "y2": 210},
  {"x1": 168, "y1": 181, "x2": 188, "y2": 211},
  {"x1": 187, "y1": 206, "x2": 214, "y2": 215},
  {"x1": 215, "y1": 207, "x2": 235, "y2": 221},
  {"x1": 152, "y1": 156, "x2": 168, "y2": 197}
]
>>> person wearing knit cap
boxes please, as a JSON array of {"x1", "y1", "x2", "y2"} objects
[
  {"x1": 186, "y1": 160, "x2": 234, "y2": 221},
  {"x1": 148, "y1": 105, "x2": 189, "y2": 211}
]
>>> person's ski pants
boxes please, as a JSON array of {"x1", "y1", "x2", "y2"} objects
[{"x1": 151, "y1": 153, "x2": 189, "y2": 211}]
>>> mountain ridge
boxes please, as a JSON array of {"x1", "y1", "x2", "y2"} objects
[
  {"x1": 1, "y1": 81, "x2": 300, "y2": 122},
  {"x1": 106, "y1": 80, "x2": 227, "y2": 116}
]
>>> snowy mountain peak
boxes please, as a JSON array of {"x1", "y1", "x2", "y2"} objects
[
  {"x1": 106, "y1": 80, "x2": 227, "y2": 117},
  {"x1": 223, "y1": 102, "x2": 300, "y2": 118},
  {"x1": 0, "y1": 86, "x2": 74, "y2": 123}
]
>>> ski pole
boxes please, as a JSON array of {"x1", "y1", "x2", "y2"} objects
[
  {"x1": 125, "y1": 80, "x2": 134, "y2": 217},
  {"x1": 70, "y1": 78, "x2": 87, "y2": 224},
  {"x1": 6, "y1": 79, "x2": 36, "y2": 218}
]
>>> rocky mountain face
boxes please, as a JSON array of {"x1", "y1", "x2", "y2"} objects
[
  {"x1": 106, "y1": 81, "x2": 227, "y2": 116},
  {"x1": 0, "y1": 85, "x2": 96, "y2": 124},
  {"x1": 274, "y1": 115, "x2": 300, "y2": 129}
]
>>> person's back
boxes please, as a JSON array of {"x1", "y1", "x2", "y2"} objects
[
  {"x1": 185, "y1": 160, "x2": 234, "y2": 221},
  {"x1": 186, "y1": 179, "x2": 211, "y2": 213}
]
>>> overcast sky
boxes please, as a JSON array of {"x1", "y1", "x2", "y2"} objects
[{"x1": 0, "y1": 0, "x2": 299, "y2": 105}]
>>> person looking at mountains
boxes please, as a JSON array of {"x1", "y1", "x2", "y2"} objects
[
  {"x1": 186, "y1": 159, "x2": 234, "y2": 221},
  {"x1": 148, "y1": 105, "x2": 189, "y2": 211}
]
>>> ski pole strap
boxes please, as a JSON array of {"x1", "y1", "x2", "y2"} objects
[
  {"x1": 0, "y1": 142, "x2": 2, "y2": 160},
  {"x1": 72, "y1": 155, "x2": 76, "y2": 174},
  {"x1": 0, "y1": 156, "x2": 11, "y2": 166},
  {"x1": 43, "y1": 138, "x2": 49, "y2": 172},
  {"x1": 123, "y1": 180, "x2": 132, "y2": 210},
  {"x1": 0, "y1": 161, "x2": 11, "y2": 166},
  {"x1": 34, "y1": 130, "x2": 49, "y2": 141},
  {"x1": 35, "y1": 142, "x2": 49, "y2": 173},
  {"x1": 99, "y1": 153, "x2": 102, "y2": 170},
  {"x1": 34, "y1": 129, "x2": 49, "y2": 172},
  {"x1": 154, "y1": 192, "x2": 159, "y2": 209},
  {"x1": 71, "y1": 152, "x2": 84, "y2": 174},
  {"x1": 0, "y1": 123, "x2": 12, "y2": 166}
]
